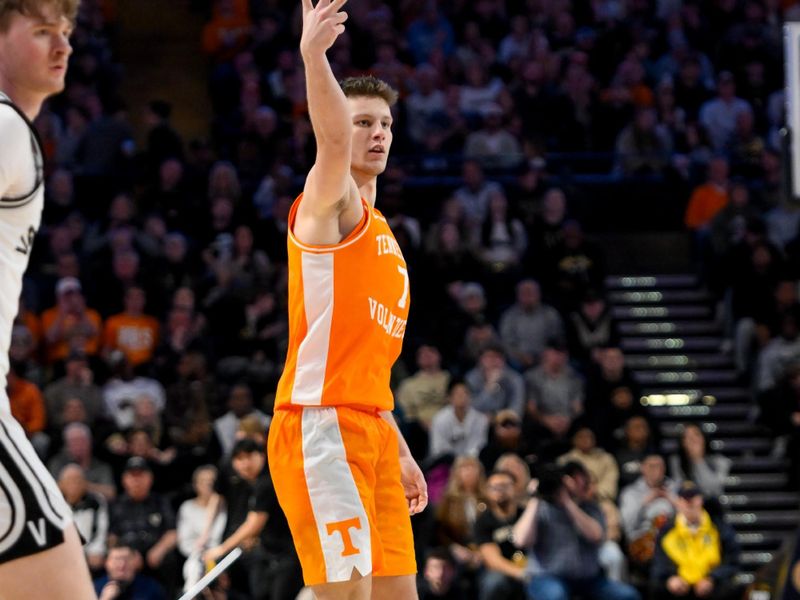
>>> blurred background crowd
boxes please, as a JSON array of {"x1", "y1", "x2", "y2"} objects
[{"x1": 14, "y1": 0, "x2": 800, "y2": 598}]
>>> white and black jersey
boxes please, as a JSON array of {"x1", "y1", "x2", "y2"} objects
[{"x1": 0, "y1": 92, "x2": 71, "y2": 563}]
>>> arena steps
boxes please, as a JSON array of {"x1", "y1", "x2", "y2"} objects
[{"x1": 607, "y1": 273, "x2": 793, "y2": 585}]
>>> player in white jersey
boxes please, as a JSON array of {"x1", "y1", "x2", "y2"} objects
[{"x1": 0, "y1": 1, "x2": 96, "y2": 597}]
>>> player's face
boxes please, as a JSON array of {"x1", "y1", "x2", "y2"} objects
[
  {"x1": 0, "y1": 6, "x2": 73, "y2": 99},
  {"x1": 349, "y1": 96, "x2": 393, "y2": 178}
]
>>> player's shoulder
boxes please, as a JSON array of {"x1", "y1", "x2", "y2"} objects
[{"x1": 0, "y1": 100, "x2": 29, "y2": 137}]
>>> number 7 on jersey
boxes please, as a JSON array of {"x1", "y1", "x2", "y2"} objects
[{"x1": 397, "y1": 266, "x2": 409, "y2": 309}]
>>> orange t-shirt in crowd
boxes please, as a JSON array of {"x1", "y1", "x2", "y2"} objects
[
  {"x1": 9, "y1": 377, "x2": 46, "y2": 435},
  {"x1": 274, "y1": 195, "x2": 410, "y2": 413},
  {"x1": 102, "y1": 313, "x2": 160, "y2": 366},
  {"x1": 40, "y1": 307, "x2": 103, "y2": 363},
  {"x1": 684, "y1": 182, "x2": 729, "y2": 230}
]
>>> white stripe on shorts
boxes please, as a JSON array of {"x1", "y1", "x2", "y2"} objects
[
  {"x1": 0, "y1": 457, "x2": 27, "y2": 554},
  {"x1": 0, "y1": 414, "x2": 69, "y2": 530},
  {"x1": 301, "y1": 407, "x2": 371, "y2": 582}
]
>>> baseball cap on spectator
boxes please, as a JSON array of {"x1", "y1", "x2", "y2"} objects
[
  {"x1": 56, "y1": 277, "x2": 81, "y2": 296},
  {"x1": 677, "y1": 481, "x2": 702, "y2": 499},
  {"x1": 494, "y1": 409, "x2": 521, "y2": 428},
  {"x1": 124, "y1": 456, "x2": 151, "y2": 473}
]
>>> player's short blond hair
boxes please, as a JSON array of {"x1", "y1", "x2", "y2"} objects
[
  {"x1": 340, "y1": 75, "x2": 398, "y2": 107},
  {"x1": 0, "y1": 0, "x2": 79, "y2": 32}
]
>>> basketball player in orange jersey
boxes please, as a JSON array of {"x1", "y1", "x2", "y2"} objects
[
  {"x1": 267, "y1": 0, "x2": 427, "y2": 599},
  {"x1": 0, "y1": 0, "x2": 95, "y2": 597}
]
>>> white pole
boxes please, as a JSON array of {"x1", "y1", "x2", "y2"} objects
[
  {"x1": 784, "y1": 23, "x2": 800, "y2": 199},
  {"x1": 176, "y1": 547, "x2": 243, "y2": 600}
]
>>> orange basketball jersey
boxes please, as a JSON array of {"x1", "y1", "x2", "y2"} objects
[{"x1": 274, "y1": 195, "x2": 410, "y2": 412}]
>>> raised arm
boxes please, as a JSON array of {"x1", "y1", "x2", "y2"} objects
[{"x1": 297, "y1": 0, "x2": 360, "y2": 235}]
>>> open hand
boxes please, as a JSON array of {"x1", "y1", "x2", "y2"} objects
[
  {"x1": 399, "y1": 456, "x2": 428, "y2": 515},
  {"x1": 300, "y1": 0, "x2": 349, "y2": 57}
]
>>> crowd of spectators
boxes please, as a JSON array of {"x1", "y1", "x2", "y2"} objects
[{"x1": 17, "y1": 0, "x2": 800, "y2": 598}]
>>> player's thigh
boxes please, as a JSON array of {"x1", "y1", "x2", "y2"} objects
[
  {"x1": 372, "y1": 574, "x2": 418, "y2": 600},
  {"x1": 311, "y1": 573, "x2": 371, "y2": 600},
  {"x1": 0, "y1": 525, "x2": 95, "y2": 600},
  {"x1": 372, "y1": 421, "x2": 416, "y2": 578}
]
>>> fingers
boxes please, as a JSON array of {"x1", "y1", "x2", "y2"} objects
[
  {"x1": 301, "y1": 0, "x2": 314, "y2": 14},
  {"x1": 321, "y1": 0, "x2": 347, "y2": 13}
]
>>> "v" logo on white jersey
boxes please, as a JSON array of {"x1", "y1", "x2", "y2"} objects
[{"x1": 26, "y1": 519, "x2": 47, "y2": 547}]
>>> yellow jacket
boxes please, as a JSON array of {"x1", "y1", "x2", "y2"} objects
[{"x1": 660, "y1": 511, "x2": 721, "y2": 584}]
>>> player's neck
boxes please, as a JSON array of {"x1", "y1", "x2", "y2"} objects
[
  {"x1": 354, "y1": 174, "x2": 378, "y2": 208},
  {"x1": 0, "y1": 81, "x2": 44, "y2": 120}
]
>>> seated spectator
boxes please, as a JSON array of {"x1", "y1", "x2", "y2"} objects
[
  {"x1": 464, "y1": 104, "x2": 523, "y2": 170},
  {"x1": 58, "y1": 463, "x2": 109, "y2": 573},
  {"x1": 397, "y1": 343, "x2": 451, "y2": 458},
  {"x1": 512, "y1": 462, "x2": 640, "y2": 600},
  {"x1": 549, "y1": 220, "x2": 606, "y2": 311},
  {"x1": 699, "y1": 71, "x2": 752, "y2": 152},
  {"x1": 566, "y1": 291, "x2": 620, "y2": 366},
  {"x1": 651, "y1": 482, "x2": 740, "y2": 600},
  {"x1": 756, "y1": 311, "x2": 800, "y2": 393},
  {"x1": 684, "y1": 156, "x2": 730, "y2": 233},
  {"x1": 201, "y1": 0, "x2": 252, "y2": 63},
  {"x1": 525, "y1": 188, "x2": 567, "y2": 274},
  {"x1": 163, "y1": 351, "x2": 221, "y2": 462},
  {"x1": 109, "y1": 457, "x2": 178, "y2": 593},
  {"x1": 202, "y1": 439, "x2": 302, "y2": 600},
  {"x1": 94, "y1": 544, "x2": 166, "y2": 600},
  {"x1": 48, "y1": 422, "x2": 116, "y2": 500},
  {"x1": 668, "y1": 425, "x2": 732, "y2": 498},
  {"x1": 405, "y1": 63, "x2": 447, "y2": 148},
  {"x1": 7, "y1": 365, "x2": 47, "y2": 455},
  {"x1": 105, "y1": 427, "x2": 177, "y2": 492},
  {"x1": 44, "y1": 349, "x2": 105, "y2": 431},
  {"x1": 430, "y1": 378, "x2": 489, "y2": 460},
  {"x1": 493, "y1": 453, "x2": 533, "y2": 508},
  {"x1": 557, "y1": 425, "x2": 619, "y2": 504},
  {"x1": 475, "y1": 469, "x2": 526, "y2": 600},
  {"x1": 101, "y1": 286, "x2": 160, "y2": 368},
  {"x1": 453, "y1": 159, "x2": 504, "y2": 228},
  {"x1": 615, "y1": 416, "x2": 658, "y2": 489},
  {"x1": 480, "y1": 410, "x2": 535, "y2": 476},
  {"x1": 614, "y1": 107, "x2": 673, "y2": 175},
  {"x1": 213, "y1": 382, "x2": 270, "y2": 459},
  {"x1": 177, "y1": 465, "x2": 226, "y2": 594},
  {"x1": 586, "y1": 347, "x2": 644, "y2": 449},
  {"x1": 418, "y1": 547, "x2": 462, "y2": 600},
  {"x1": 498, "y1": 279, "x2": 563, "y2": 371},
  {"x1": 41, "y1": 276, "x2": 103, "y2": 364},
  {"x1": 476, "y1": 190, "x2": 527, "y2": 292},
  {"x1": 103, "y1": 351, "x2": 166, "y2": 431},
  {"x1": 434, "y1": 455, "x2": 486, "y2": 572},
  {"x1": 708, "y1": 181, "x2": 758, "y2": 263},
  {"x1": 619, "y1": 453, "x2": 677, "y2": 570},
  {"x1": 524, "y1": 342, "x2": 584, "y2": 444},
  {"x1": 758, "y1": 365, "x2": 800, "y2": 487},
  {"x1": 465, "y1": 343, "x2": 526, "y2": 418}
]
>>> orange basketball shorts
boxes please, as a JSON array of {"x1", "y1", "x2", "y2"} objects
[{"x1": 267, "y1": 406, "x2": 416, "y2": 586}]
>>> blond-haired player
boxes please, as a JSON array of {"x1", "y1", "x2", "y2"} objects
[
  {"x1": 267, "y1": 1, "x2": 428, "y2": 599},
  {"x1": 0, "y1": 1, "x2": 96, "y2": 597}
]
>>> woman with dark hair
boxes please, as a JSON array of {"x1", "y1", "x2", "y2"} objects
[{"x1": 667, "y1": 424, "x2": 731, "y2": 498}]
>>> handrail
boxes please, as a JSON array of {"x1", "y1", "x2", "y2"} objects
[{"x1": 176, "y1": 547, "x2": 243, "y2": 600}]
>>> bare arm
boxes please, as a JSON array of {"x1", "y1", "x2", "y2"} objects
[
  {"x1": 297, "y1": 0, "x2": 360, "y2": 237},
  {"x1": 204, "y1": 511, "x2": 268, "y2": 562},
  {"x1": 512, "y1": 497, "x2": 539, "y2": 549},
  {"x1": 562, "y1": 497, "x2": 604, "y2": 544},
  {"x1": 379, "y1": 410, "x2": 428, "y2": 514},
  {"x1": 479, "y1": 543, "x2": 526, "y2": 581}
]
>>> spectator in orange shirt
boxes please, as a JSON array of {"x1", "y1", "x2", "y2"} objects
[
  {"x1": 684, "y1": 156, "x2": 730, "y2": 230},
  {"x1": 7, "y1": 365, "x2": 47, "y2": 456},
  {"x1": 41, "y1": 277, "x2": 103, "y2": 364},
  {"x1": 201, "y1": 0, "x2": 252, "y2": 62},
  {"x1": 102, "y1": 286, "x2": 160, "y2": 367}
]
